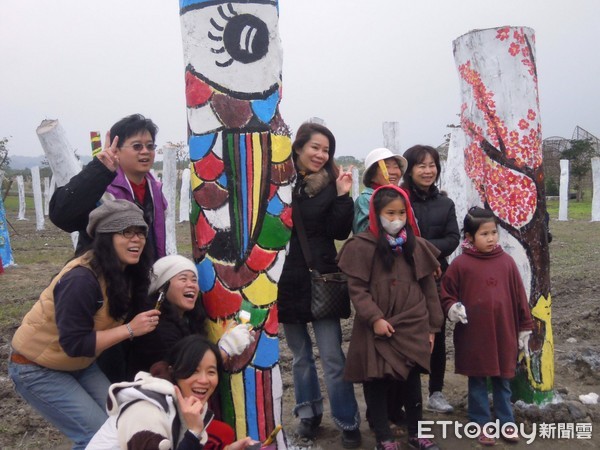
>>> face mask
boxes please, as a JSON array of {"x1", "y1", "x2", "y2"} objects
[{"x1": 380, "y1": 216, "x2": 405, "y2": 235}]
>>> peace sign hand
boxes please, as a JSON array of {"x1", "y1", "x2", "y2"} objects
[{"x1": 96, "y1": 131, "x2": 120, "y2": 172}]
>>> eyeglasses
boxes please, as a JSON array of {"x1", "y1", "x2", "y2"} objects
[
  {"x1": 117, "y1": 228, "x2": 148, "y2": 239},
  {"x1": 122, "y1": 143, "x2": 157, "y2": 151}
]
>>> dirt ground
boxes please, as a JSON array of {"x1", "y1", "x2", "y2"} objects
[{"x1": 1, "y1": 215, "x2": 600, "y2": 449}]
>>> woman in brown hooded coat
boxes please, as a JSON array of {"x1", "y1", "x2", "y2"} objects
[{"x1": 337, "y1": 185, "x2": 443, "y2": 450}]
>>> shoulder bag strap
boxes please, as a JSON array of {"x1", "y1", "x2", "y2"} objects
[{"x1": 291, "y1": 198, "x2": 314, "y2": 270}]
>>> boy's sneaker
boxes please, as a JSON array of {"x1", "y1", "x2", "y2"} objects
[
  {"x1": 408, "y1": 436, "x2": 440, "y2": 450},
  {"x1": 426, "y1": 391, "x2": 454, "y2": 413},
  {"x1": 375, "y1": 440, "x2": 401, "y2": 450},
  {"x1": 295, "y1": 414, "x2": 322, "y2": 440},
  {"x1": 341, "y1": 428, "x2": 362, "y2": 449}
]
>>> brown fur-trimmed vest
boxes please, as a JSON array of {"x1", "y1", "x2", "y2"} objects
[{"x1": 12, "y1": 252, "x2": 122, "y2": 371}]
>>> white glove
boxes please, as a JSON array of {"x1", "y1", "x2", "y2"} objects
[
  {"x1": 518, "y1": 330, "x2": 532, "y2": 355},
  {"x1": 448, "y1": 302, "x2": 468, "y2": 324},
  {"x1": 218, "y1": 324, "x2": 254, "y2": 357}
]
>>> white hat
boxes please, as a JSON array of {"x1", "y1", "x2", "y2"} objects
[
  {"x1": 149, "y1": 255, "x2": 198, "y2": 294},
  {"x1": 362, "y1": 148, "x2": 408, "y2": 186}
]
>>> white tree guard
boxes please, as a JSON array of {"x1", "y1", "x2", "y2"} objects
[
  {"x1": 179, "y1": 168, "x2": 191, "y2": 223},
  {"x1": 558, "y1": 159, "x2": 569, "y2": 221},
  {"x1": 382, "y1": 121, "x2": 401, "y2": 153},
  {"x1": 591, "y1": 157, "x2": 600, "y2": 222},
  {"x1": 351, "y1": 166, "x2": 359, "y2": 200},
  {"x1": 162, "y1": 145, "x2": 178, "y2": 255},
  {"x1": 30, "y1": 166, "x2": 45, "y2": 230},
  {"x1": 43, "y1": 177, "x2": 50, "y2": 216},
  {"x1": 17, "y1": 175, "x2": 27, "y2": 220},
  {"x1": 36, "y1": 119, "x2": 81, "y2": 187}
]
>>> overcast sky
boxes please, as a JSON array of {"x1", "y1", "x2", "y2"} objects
[{"x1": 1, "y1": 0, "x2": 598, "y2": 160}]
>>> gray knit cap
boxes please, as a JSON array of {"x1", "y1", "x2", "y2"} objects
[{"x1": 86, "y1": 199, "x2": 147, "y2": 237}]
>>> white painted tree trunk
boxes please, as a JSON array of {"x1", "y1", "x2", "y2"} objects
[
  {"x1": 558, "y1": 159, "x2": 569, "y2": 221},
  {"x1": 591, "y1": 157, "x2": 600, "y2": 222},
  {"x1": 36, "y1": 119, "x2": 81, "y2": 187},
  {"x1": 162, "y1": 145, "x2": 178, "y2": 255},
  {"x1": 382, "y1": 121, "x2": 401, "y2": 153},
  {"x1": 351, "y1": 166, "x2": 359, "y2": 200},
  {"x1": 179, "y1": 168, "x2": 191, "y2": 223},
  {"x1": 16, "y1": 175, "x2": 27, "y2": 220},
  {"x1": 30, "y1": 166, "x2": 45, "y2": 230},
  {"x1": 43, "y1": 177, "x2": 51, "y2": 216}
]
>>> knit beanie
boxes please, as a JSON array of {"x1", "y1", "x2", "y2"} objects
[
  {"x1": 86, "y1": 199, "x2": 147, "y2": 237},
  {"x1": 149, "y1": 255, "x2": 198, "y2": 294}
]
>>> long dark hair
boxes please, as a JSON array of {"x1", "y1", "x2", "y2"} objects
[
  {"x1": 292, "y1": 122, "x2": 339, "y2": 180},
  {"x1": 401, "y1": 145, "x2": 441, "y2": 191},
  {"x1": 90, "y1": 233, "x2": 153, "y2": 320},
  {"x1": 372, "y1": 188, "x2": 416, "y2": 271},
  {"x1": 168, "y1": 335, "x2": 223, "y2": 383}
]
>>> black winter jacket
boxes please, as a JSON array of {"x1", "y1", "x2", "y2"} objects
[
  {"x1": 407, "y1": 184, "x2": 460, "y2": 272},
  {"x1": 277, "y1": 176, "x2": 354, "y2": 324}
]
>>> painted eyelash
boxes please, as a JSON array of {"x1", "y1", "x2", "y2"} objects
[{"x1": 209, "y1": 3, "x2": 238, "y2": 67}]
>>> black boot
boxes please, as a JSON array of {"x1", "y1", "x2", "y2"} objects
[{"x1": 296, "y1": 414, "x2": 322, "y2": 440}]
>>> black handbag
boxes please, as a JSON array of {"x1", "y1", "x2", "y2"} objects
[{"x1": 292, "y1": 201, "x2": 351, "y2": 320}]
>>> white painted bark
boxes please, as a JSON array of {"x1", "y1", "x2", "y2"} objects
[
  {"x1": 43, "y1": 177, "x2": 50, "y2": 216},
  {"x1": 591, "y1": 157, "x2": 600, "y2": 222},
  {"x1": 17, "y1": 175, "x2": 26, "y2": 220},
  {"x1": 558, "y1": 159, "x2": 569, "y2": 221},
  {"x1": 351, "y1": 166, "x2": 359, "y2": 201},
  {"x1": 36, "y1": 119, "x2": 81, "y2": 187},
  {"x1": 382, "y1": 121, "x2": 401, "y2": 154},
  {"x1": 162, "y1": 145, "x2": 178, "y2": 255},
  {"x1": 30, "y1": 166, "x2": 45, "y2": 230},
  {"x1": 307, "y1": 116, "x2": 326, "y2": 125},
  {"x1": 179, "y1": 168, "x2": 191, "y2": 223}
]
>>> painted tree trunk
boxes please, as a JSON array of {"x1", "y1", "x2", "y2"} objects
[
  {"x1": 30, "y1": 166, "x2": 45, "y2": 231},
  {"x1": 558, "y1": 159, "x2": 569, "y2": 221},
  {"x1": 90, "y1": 131, "x2": 102, "y2": 157},
  {"x1": 592, "y1": 157, "x2": 600, "y2": 222},
  {"x1": 179, "y1": 167, "x2": 191, "y2": 223},
  {"x1": 36, "y1": 119, "x2": 81, "y2": 187},
  {"x1": 43, "y1": 177, "x2": 51, "y2": 216},
  {"x1": 382, "y1": 121, "x2": 401, "y2": 154},
  {"x1": 351, "y1": 166, "x2": 360, "y2": 200},
  {"x1": 454, "y1": 27, "x2": 553, "y2": 403},
  {"x1": 178, "y1": 1, "x2": 291, "y2": 446},
  {"x1": 16, "y1": 175, "x2": 26, "y2": 221},
  {"x1": 162, "y1": 144, "x2": 178, "y2": 255},
  {"x1": 0, "y1": 193, "x2": 14, "y2": 267}
]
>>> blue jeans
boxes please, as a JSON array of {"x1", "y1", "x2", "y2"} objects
[
  {"x1": 9, "y1": 359, "x2": 110, "y2": 449},
  {"x1": 283, "y1": 319, "x2": 360, "y2": 430},
  {"x1": 468, "y1": 376, "x2": 515, "y2": 426}
]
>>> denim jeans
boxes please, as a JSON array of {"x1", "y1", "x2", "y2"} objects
[
  {"x1": 283, "y1": 319, "x2": 360, "y2": 430},
  {"x1": 8, "y1": 359, "x2": 110, "y2": 449},
  {"x1": 468, "y1": 376, "x2": 515, "y2": 426}
]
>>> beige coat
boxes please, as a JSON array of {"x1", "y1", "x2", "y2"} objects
[{"x1": 337, "y1": 232, "x2": 443, "y2": 382}]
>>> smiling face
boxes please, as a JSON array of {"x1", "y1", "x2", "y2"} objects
[
  {"x1": 177, "y1": 350, "x2": 219, "y2": 404},
  {"x1": 112, "y1": 227, "x2": 146, "y2": 268},
  {"x1": 468, "y1": 221, "x2": 499, "y2": 253},
  {"x1": 295, "y1": 132, "x2": 330, "y2": 173},
  {"x1": 372, "y1": 158, "x2": 403, "y2": 186},
  {"x1": 117, "y1": 130, "x2": 156, "y2": 184},
  {"x1": 167, "y1": 270, "x2": 200, "y2": 314},
  {"x1": 410, "y1": 153, "x2": 438, "y2": 191}
]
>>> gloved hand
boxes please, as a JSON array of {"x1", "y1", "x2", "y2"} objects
[
  {"x1": 448, "y1": 302, "x2": 468, "y2": 324},
  {"x1": 218, "y1": 324, "x2": 254, "y2": 357},
  {"x1": 518, "y1": 330, "x2": 532, "y2": 355}
]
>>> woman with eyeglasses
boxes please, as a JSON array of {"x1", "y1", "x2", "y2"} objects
[
  {"x1": 50, "y1": 113, "x2": 168, "y2": 261},
  {"x1": 9, "y1": 199, "x2": 160, "y2": 450}
]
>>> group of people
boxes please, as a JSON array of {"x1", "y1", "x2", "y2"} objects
[{"x1": 8, "y1": 115, "x2": 534, "y2": 450}]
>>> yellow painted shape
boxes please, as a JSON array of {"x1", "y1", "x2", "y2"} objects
[
  {"x1": 242, "y1": 273, "x2": 277, "y2": 306},
  {"x1": 230, "y1": 372, "x2": 248, "y2": 437},
  {"x1": 522, "y1": 294, "x2": 554, "y2": 391},
  {"x1": 191, "y1": 166, "x2": 203, "y2": 190},
  {"x1": 271, "y1": 135, "x2": 291, "y2": 163},
  {"x1": 252, "y1": 133, "x2": 264, "y2": 234}
]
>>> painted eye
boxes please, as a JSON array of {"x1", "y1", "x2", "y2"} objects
[{"x1": 209, "y1": 4, "x2": 269, "y2": 67}]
